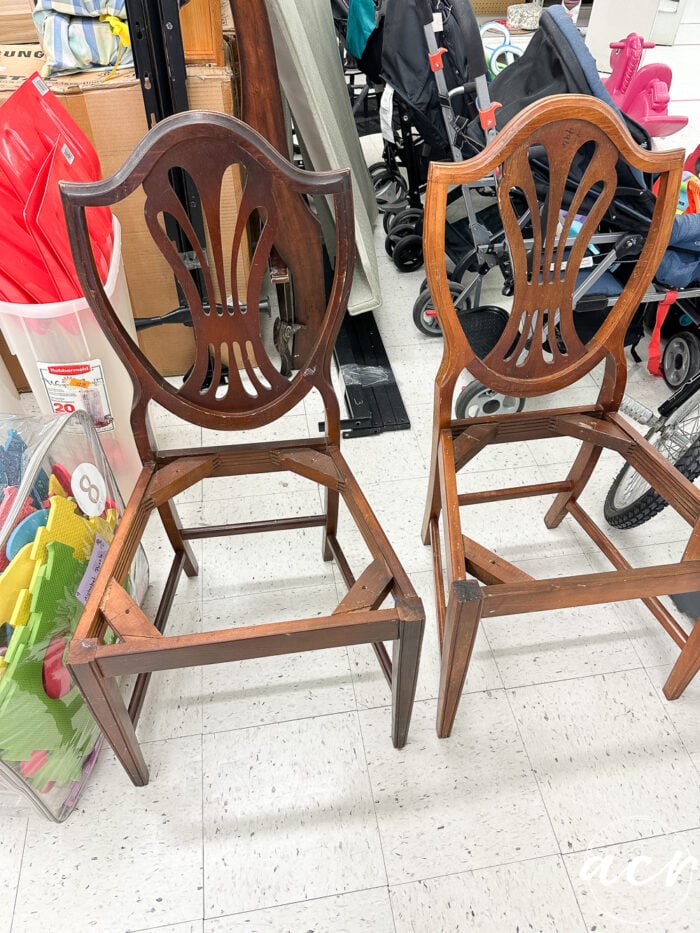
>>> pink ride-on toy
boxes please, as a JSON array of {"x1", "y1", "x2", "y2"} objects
[{"x1": 604, "y1": 33, "x2": 688, "y2": 138}]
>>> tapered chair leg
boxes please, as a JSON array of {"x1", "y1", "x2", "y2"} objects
[
  {"x1": 436, "y1": 580, "x2": 483, "y2": 738},
  {"x1": 70, "y1": 657, "x2": 149, "y2": 786},
  {"x1": 663, "y1": 618, "x2": 700, "y2": 699},
  {"x1": 322, "y1": 486, "x2": 339, "y2": 561},
  {"x1": 391, "y1": 609, "x2": 425, "y2": 747},
  {"x1": 158, "y1": 500, "x2": 198, "y2": 577}
]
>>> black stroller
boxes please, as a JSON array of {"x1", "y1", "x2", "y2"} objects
[{"x1": 406, "y1": 4, "x2": 700, "y2": 395}]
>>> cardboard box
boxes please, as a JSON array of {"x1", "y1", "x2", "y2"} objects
[
  {"x1": 0, "y1": 2, "x2": 37, "y2": 45},
  {"x1": 0, "y1": 58, "x2": 248, "y2": 379},
  {"x1": 220, "y1": 0, "x2": 235, "y2": 34},
  {"x1": 0, "y1": 42, "x2": 45, "y2": 89}
]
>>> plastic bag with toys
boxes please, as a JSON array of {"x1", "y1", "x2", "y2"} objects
[{"x1": 0, "y1": 411, "x2": 148, "y2": 821}]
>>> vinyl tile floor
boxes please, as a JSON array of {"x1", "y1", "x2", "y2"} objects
[{"x1": 3, "y1": 11, "x2": 700, "y2": 933}]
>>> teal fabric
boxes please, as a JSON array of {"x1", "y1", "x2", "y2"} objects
[{"x1": 346, "y1": 0, "x2": 375, "y2": 60}]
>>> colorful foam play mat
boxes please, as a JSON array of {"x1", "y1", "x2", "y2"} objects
[{"x1": 0, "y1": 412, "x2": 147, "y2": 820}]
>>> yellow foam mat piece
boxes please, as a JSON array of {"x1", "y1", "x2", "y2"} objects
[
  {"x1": 0, "y1": 543, "x2": 35, "y2": 621},
  {"x1": 9, "y1": 588, "x2": 32, "y2": 630},
  {"x1": 87, "y1": 515, "x2": 115, "y2": 545},
  {"x1": 48, "y1": 474, "x2": 68, "y2": 499},
  {"x1": 30, "y1": 496, "x2": 95, "y2": 565}
]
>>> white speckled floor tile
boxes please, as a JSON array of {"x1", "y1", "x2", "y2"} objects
[
  {"x1": 454, "y1": 465, "x2": 584, "y2": 562},
  {"x1": 203, "y1": 887, "x2": 394, "y2": 932},
  {"x1": 0, "y1": 813, "x2": 26, "y2": 933},
  {"x1": 331, "y1": 476, "x2": 437, "y2": 580},
  {"x1": 12, "y1": 736, "x2": 203, "y2": 933},
  {"x1": 483, "y1": 552, "x2": 642, "y2": 688},
  {"x1": 583, "y1": 543, "x2": 693, "y2": 669},
  {"x1": 646, "y1": 665, "x2": 700, "y2": 760},
  {"x1": 360, "y1": 697, "x2": 558, "y2": 884},
  {"x1": 201, "y1": 585, "x2": 357, "y2": 733},
  {"x1": 203, "y1": 712, "x2": 385, "y2": 918},
  {"x1": 135, "y1": 923, "x2": 204, "y2": 933},
  {"x1": 348, "y1": 570, "x2": 502, "y2": 709},
  {"x1": 565, "y1": 828, "x2": 700, "y2": 933},
  {"x1": 510, "y1": 670, "x2": 700, "y2": 852},
  {"x1": 391, "y1": 855, "x2": 586, "y2": 933},
  {"x1": 135, "y1": 599, "x2": 204, "y2": 744},
  {"x1": 339, "y1": 426, "x2": 428, "y2": 487},
  {"x1": 197, "y1": 490, "x2": 333, "y2": 599}
]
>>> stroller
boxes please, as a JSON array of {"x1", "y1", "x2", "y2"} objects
[
  {"x1": 400, "y1": 4, "x2": 700, "y2": 395},
  {"x1": 334, "y1": 0, "x2": 497, "y2": 272}
]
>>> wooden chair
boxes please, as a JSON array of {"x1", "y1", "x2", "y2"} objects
[
  {"x1": 422, "y1": 94, "x2": 700, "y2": 737},
  {"x1": 61, "y1": 110, "x2": 424, "y2": 785}
]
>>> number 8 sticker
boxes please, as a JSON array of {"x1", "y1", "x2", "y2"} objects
[{"x1": 71, "y1": 462, "x2": 107, "y2": 517}]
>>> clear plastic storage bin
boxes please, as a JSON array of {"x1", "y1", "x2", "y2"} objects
[
  {"x1": 0, "y1": 218, "x2": 141, "y2": 500},
  {"x1": 0, "y1": 411, "x2": 148, "y2": 821}
]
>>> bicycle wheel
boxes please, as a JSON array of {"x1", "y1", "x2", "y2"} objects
[{"x1": 604, "y1": 393, "x2": 700, "y2": 529}]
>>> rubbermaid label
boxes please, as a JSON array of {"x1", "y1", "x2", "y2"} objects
[{"x1": 38, "y1": 359, "x2": 115, "y2": 433}]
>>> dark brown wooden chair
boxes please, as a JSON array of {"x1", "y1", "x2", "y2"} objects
[
  {"x1": 422, "y1": 94, "x2": 700, "y2": 737},
  {"x1": 61, "y1": 110, "x2": 424, "y2": 785}
]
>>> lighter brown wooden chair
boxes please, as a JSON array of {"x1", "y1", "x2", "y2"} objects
[
  {"x1": 422, "y1": 94, "x2": 700, "y2": 737},
  {"x1": 61, "y1": 110, "x2": 424, "y2": 785}
]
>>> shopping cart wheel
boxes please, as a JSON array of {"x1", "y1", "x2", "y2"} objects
[
  {"x1": 393, "y1": 234, "x2": 424, "y2": 272},
  {"x1": 455, "y1": 380, "x2": 526, "y2": 419},
  {"x1": 662, "y1": 331, "x2": 700, "y2": 389}
]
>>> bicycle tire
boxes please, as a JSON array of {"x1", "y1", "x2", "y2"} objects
[{"x1": 604, "y1": 394, "x2": 700, "y2": 529}]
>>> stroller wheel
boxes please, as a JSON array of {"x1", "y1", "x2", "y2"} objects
[
  {"x1": 382, "y1": 204, "x2": 407, "y2": 233},
  {"x1": 412, "y1": 281, "x2": 471, "y2": 337},
  {"x1": 662, "y1": 331, "x2": 700, "y2": 389},
  {"x1": 455, "y1": 380, "x2": 526, "y2": 419},
  {"x1": 385, "y1": 207, "x2": 423, "y2": 236},
  {"x1": 372, "y1": 169, "x2": 407, "y2": 206},
  {"x1": 385, "y1": 222, "x2": 420, "y2": 257},
  {"x1": 393, "y1": 234, "x2": 424, "y2": 272}
]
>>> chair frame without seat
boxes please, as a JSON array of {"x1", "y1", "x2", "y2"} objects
[
  {"x1": 422, "y1": 94, "x2": 700, "y2": 737},
  {"x1": 61, "y1": 110, "x2": 424, "y2": 785}
]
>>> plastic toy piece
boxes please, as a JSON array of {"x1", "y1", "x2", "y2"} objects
[
  {"x1": 0, "y1": 542, "x2": 36, "y2": 621},
  {"x1": 9, "y1": 589, "x2": 32, "y2": 631},
  {"x1": 50, "y1": 463, "x2": 73, "y2": 497},
  {"x1": 0, "y1": 493, "x2": 37, "y2": 573},
  {"x1": 30, "y1": 496, "x2": 96, "y2": 566},
  {"x1": 6, "y1": 509, "x2": 49, "y2": 562},
  {"x1": 3, "y1": 430, "x2": 26, "y2": 487},
  {"x1": 42, "y1": 636, "x2": 71, "y2": 699},
  {"x1": 604, "y1": 33, "x2": 688, "y2": 138}
]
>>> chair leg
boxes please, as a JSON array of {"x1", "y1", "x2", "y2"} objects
[
  {"x1": 436, "y1": 580, "x2": 483, "y2": 738},
  {"x1": 422, "y1": 435, "x2": 443, "y2": 545},
  {"x1": 391, "y1": 610, "x2": 425, "y2": 748},
  {"x1": 158, "y1": 500, "x2": 198, "y2": 577},
  {"x1": 663, "y1": 618, "x2": 700, "y2": 699},
  {"x1": 322, "y1": 486, "x2": 339, "y2": 561},
  {"x1": 545, "y1": 442, "x2": 603, "y2": 529},
  {"x1": 69, "y1": 657, "x2": 149, "y2": 786}
]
